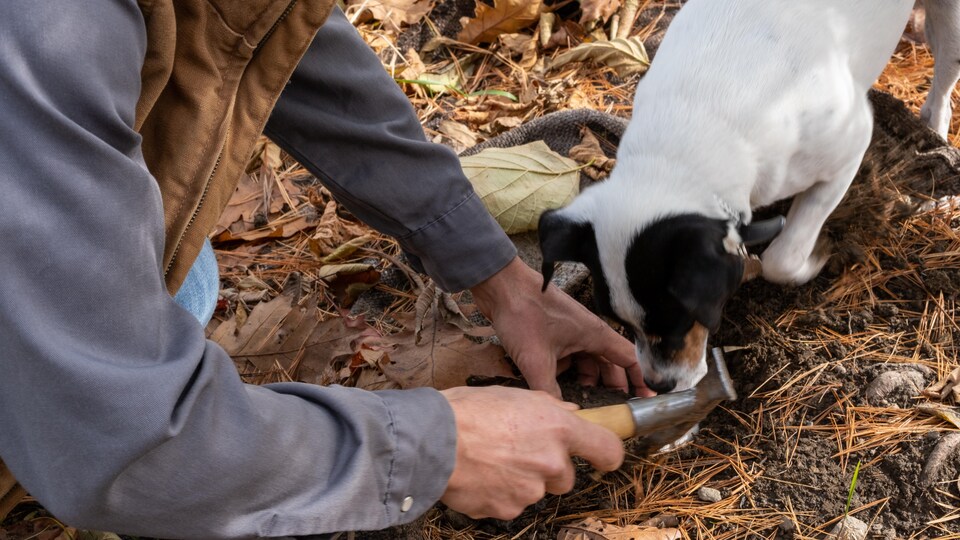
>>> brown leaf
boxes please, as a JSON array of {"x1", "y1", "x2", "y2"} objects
[
  {"x1": 210, "y1": 294, "x2": 380, "y2": 385},
  {"x1": 458, "y1": 0, "x2": 543, "y2": 45},
  {"x1": 347, "y1": 0, "x2": 435, "y2": 30},
  {"x1": 373, "y1": 313, "x2": 514, "y2": 390},
  {"x1": 557, "y1": 517, "x2": 681, "y2": 540},
  {"x1": 319, "y1": 264, "x2": 382, "y2": 307},
  {"x1": 309, "y1": 201, "x2": 371, "y2": 258},
  {"x1": 438, "y1": 120, "x2": 479, "y2": 153},
  {"x1": 578, "y1": 0, "x2": 621, "y2": 25},
  {"x1": 923, "y1": 365, "x2": 960, "y2": 403}
]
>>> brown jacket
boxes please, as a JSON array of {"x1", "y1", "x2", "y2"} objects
[
  {"x1": 0, "y1": 0, "x2": 335, "y2": 520},
  {"x1": 138, "y1": 0, "x2": 335, "y2": 293}
]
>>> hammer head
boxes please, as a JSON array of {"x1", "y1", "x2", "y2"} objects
[{"x1": 630, "y1": 347, "x2": 737, "y2": 454}]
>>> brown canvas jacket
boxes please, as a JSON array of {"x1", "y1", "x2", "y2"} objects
[
  {"x1": 138, "y1": 0, "x2": 335, "y2": 294},
  {"x1": 0, "y1": 0, "x2": 335, "y2": 520}
]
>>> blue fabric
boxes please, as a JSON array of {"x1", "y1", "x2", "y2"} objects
[{"x1": 173, "y1": 238, "x2": 220, "y2": 326}]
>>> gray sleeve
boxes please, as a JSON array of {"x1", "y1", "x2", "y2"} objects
[
  {"x1": 0, "y1": 2, "x2": 455, "y2": 538},
  {"x1": 264, "y1": 8, "x2": 518, "y2": 293}
]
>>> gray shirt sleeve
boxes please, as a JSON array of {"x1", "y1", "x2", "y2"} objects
[
  {"x1": 0, "y1": 2, "x2": 455, "y2": 538},
  {"x1": 264, "y1": 8, "x2": 518, "y2": 293}
]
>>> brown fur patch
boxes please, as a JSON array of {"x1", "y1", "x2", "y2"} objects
[{"x1": 674, "y1": 322, "x2": 709, "y2": 370}]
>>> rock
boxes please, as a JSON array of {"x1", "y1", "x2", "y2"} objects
[
  {"x1": 697, "y1": 486, "x2": 722, "y2": 503},
  {"x1": 779, "y1": 516, "x2": 796, "y2": 532},
  {"x1": 864, "y1": 369, "x2": 928, "y2": 405},
  {"x1": 830, "y1": 516, "x2": 867, "y2": 540},
  {"x1": 921, "y1": 432, "x2": 960, "y2": 487}
]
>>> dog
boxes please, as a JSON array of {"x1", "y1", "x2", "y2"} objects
[{"x1": 539, "y1": 0, "x2": 960, "y2": 394}]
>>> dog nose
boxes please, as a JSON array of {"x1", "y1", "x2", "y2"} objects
[{"x1": 644, "y1": 377, "x2": 676, "y2": 394}]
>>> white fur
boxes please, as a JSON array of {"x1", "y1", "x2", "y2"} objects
[{"x1": 557, "y1": 0, "x2": 960, "y2": 391}]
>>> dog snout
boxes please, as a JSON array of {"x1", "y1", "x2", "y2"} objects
[{"x1": 644, "y1": 377, "x2": 676, "y2": 394}]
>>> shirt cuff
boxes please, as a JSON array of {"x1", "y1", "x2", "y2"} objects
[
  {"x1": 375, "y1": 388, "x2": 457, "y2": 525},
  {"x1": 399, "y1": 193, "x2": 517, "y2": 292}
]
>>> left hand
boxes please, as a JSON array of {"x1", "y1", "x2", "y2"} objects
[{"x1": 470, "y1": 256, "x2": 654, "y2": 398}]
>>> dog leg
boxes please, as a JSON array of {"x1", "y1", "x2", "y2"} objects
[
  {"x1": 920, "y1": 0, "x2": 960, "y2": 138},
  {"x1": 760, "y1": 182, "x2": 847, "y2": 285}
]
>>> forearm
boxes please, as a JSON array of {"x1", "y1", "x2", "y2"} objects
[{"x1": 265, "y1": 8, "x2": 517, "y2": 292}]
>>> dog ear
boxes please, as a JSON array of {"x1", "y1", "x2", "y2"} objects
[
  {"x1": 739, "y1": 215, "x2": 786, "y2": 247},
  {"x1": 538, "y1": 209, "x2": 598, "y2": 292},
  {"x1": 667, "y1": 253, "x2": 742, "y2": 331}
]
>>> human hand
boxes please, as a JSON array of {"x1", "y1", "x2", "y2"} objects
[
  {"x1": 470, "y1": 257, "x2": 654, "y2": 398},
  {"x1": 439, "y1": 385, "x2": 624, "y2": 519}
]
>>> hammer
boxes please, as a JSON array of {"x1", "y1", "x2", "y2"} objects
[{"x1": 575, "y1": 347, "x2": 737, "y2": 444}]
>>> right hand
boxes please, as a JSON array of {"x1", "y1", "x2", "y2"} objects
[{"x1": 439, "y1": 385, "x2": 624, "y2": 520}]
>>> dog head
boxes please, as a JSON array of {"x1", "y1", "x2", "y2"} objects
[{"x1": 539, "y1": 200, "x2": 778, "y2": 393}]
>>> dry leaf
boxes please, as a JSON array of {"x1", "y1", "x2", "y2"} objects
[
  {"x1": 557, "y1": 517, "x2": 681, "y2": 540},
  {"x1": 569, "y1": 127, "x2": 616, "y2": 178},
  {"x1": 321, "y1": 235, "x2": 373, "y2": 263},
  {"x1": 318, "y1": 263, "x2": 381, "y2": 307},
  {"x1": 211, "y1": 294, "x2": 379, "y2": 384},
  {"x1": 399, "y1": 48, "x2": 426, "y2": 81},
  {"x1": 498, "y1": 32, "x2": 538, "y2": 69},
  {"x1": 918, "y1": 405, "x2": 960, "y2": 429},
  {"x1": 373, "y1": 313, "x2": 514, "y2": 390},
  {"x1": 439, "y1": 120, "x2": 479, "y2": 153},
  {"x1": 347, "y1": 0, "x2": 435, "y2": 30},
  {"x1": 460, "y1": 141, "x2": 581, "y2": 234},
  {"x1": 309, "y1": 200, "x2": 371, "y2": 258},
  {"x1": 458, "y1": 0, "x2": 543, "y2": 44},
  {"x1": 923, "y1": 365, "x2": 960, "y2": 403},
  {"x1": 578, "y1": 0, "x2": 621, "y2": 25},
  {"x1": 549, "y1": 36, "x2": 650, "y2": 78}
]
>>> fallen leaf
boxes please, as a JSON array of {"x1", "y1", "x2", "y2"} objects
[
  {"x1": 918, "y1": 405, "x2": 960, "y2": 429},
  {"x1": 321, "y1": 235, "x2": 373, "y2": 263},
  {"x1": 211, "y1": 294, "x2": 379, "y2": 385},
  {"x1": 549, "y1": 36, "x2": 650, "y2": 78},
  {"x1": 438, "y1": 120, "x2": 479, "y2": 153},
  {"x1": 460, "y1": 141, "x2": 581, "y2": 234},
  {"x1": 498, "y1": 32, "x2": 539, "y2": 69},
  {"x1": 923, "y1": 365, "x2": 960, "y2": 403},
  {"x1": 578, "y1": 0, "x2": 621, "y2": 25},
  {"x1": 458, "y1": 0, "x2": 543, "y2": 45},
  {"x1": 347, "y1": 0, "x2": 435, "y2": 30},
  {"x1": 309, "y1": 200, "x2": 371, "y2": 258},
  {"x1": 557, "y1": 517, "x2": 681, "y2": 540},
  {"x1": 318, "y1": 263, "x2": 382, "y2": 307},
  {"x1": 373, "y1": 313, "x2": 514, "y2": 390},
  {"x1": 399, "y1": 48, "x2": 426, "y2": 81}
]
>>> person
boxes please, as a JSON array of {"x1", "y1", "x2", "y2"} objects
[{"x1": 0, "y1": 1, "x2": 652, "y2": 538}]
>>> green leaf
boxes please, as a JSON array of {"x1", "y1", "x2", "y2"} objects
[
  {"x1": 461, "y1": 141, "x2": 582, "y2": 234},
  {"x1": 549, "y1": 36, "x2": 650, "y2": 78}
]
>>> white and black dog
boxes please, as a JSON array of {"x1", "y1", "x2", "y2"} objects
[{"x1": 539, "y1": 0, "x2": 960, "y2": 394}]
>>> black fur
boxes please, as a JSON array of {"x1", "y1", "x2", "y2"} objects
[
  {"x1": 538, "y1": 210, "x2": 623, "y2": 327},
  {"x1": 625, "y1": 215, "x2": 743, "y2": 357}
]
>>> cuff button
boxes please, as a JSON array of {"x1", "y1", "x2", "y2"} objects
[{"x1": 400, "y1": 496, "x2": 414, "y2": 512}]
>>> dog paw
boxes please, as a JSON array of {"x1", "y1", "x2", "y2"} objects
[{"x1": 760, "y1": 242, "x2": 830, "y2": 285}]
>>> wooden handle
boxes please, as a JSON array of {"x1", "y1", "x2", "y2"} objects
[{"x1": 575, "y1": 404, "x2": 636, "y2": 439}]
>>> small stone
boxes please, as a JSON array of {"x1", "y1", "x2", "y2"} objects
[
  {"x1": 697, "y1": 486, "x2": 722, "y2": 503},
  {"x1": 830, "y1": 516, "x2": 868, "y2": 540},
  {"x1": 779, "y1": 517, "x2": 796, "y2": 532}
]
